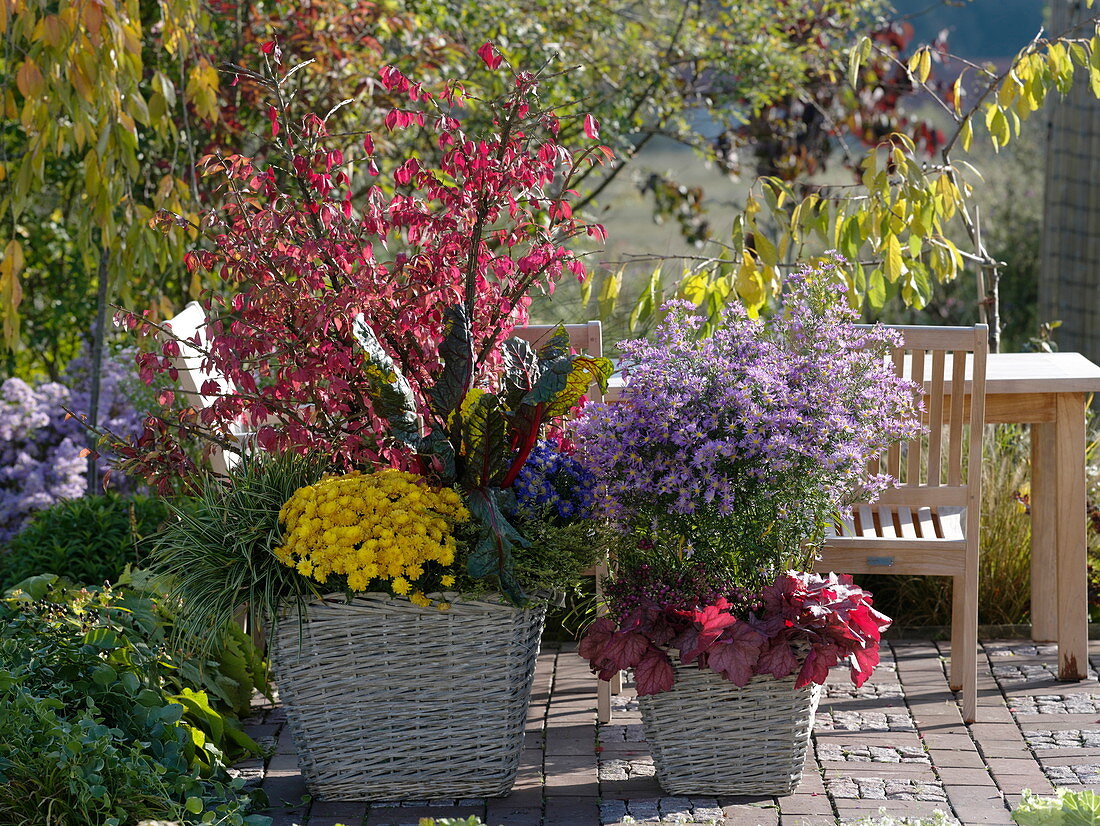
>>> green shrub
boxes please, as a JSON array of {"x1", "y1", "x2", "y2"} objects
[
  {"x1": 0, "y1": 493, "x2": 170, "y2": 590},
  {"x1": 0, "y1": 575, "x2": 269, "y2": 826},
  {"x1": 1012, "y1": 788, "x2": 1100, "y2": 825}
]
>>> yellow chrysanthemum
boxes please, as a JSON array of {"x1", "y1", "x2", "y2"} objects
[
  {"x1": 441, "y1": 575, "x2": 456, "y2": 587},
  {"x1": 273, "y1": 469, "x2": 468, "y2": 604}
]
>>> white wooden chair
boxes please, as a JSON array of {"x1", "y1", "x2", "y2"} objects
[
  {"x1": 512, "y1": 321, "x2": 618, "y2": 724},
  {"x1": 813, "y1": 324, "x2": 988, "y2": 722},
  {"x1": 162, "y1": 301, "x2": 250, "y2": 477}
]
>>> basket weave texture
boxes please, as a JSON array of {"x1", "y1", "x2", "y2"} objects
[
  {"x1": 270, "y1": 593, "x2": 545, "y2": 801},
  {"x1": 638, "y1": 659, "x2": 821, "y2": 796}
]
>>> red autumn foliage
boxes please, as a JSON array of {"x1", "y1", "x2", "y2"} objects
[
  {"x1": 579, "y1": 571, "x2": 891, "y2": 695},
  {"x1": 120, "y1": 58, "x2": 610, "y2": 487}
]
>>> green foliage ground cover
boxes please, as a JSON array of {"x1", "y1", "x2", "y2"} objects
[
  {"x1": 0, "y1": 574, "x2": 270, "y2": 826},
  {"x1": 0, "y1": 493, "x2": 169, "y2": 591}
]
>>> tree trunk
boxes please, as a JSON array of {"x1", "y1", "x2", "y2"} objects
[{"x1": 85, "y1": 245, "x2": 110, "y2": 496}]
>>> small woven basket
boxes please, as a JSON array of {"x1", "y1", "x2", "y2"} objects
[
  {"x1": 270, "y1": 593, "x2": 545, "y2": 801},
  {"x1": 638, "y1": 660, "x2": 821, "y2": 796}
]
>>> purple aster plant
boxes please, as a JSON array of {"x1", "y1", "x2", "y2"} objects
[
  {"x1": 572, "y1": 257, "x2": 923, "y2": 591},
  {"x1": 0, "y1": 349, "x2": 149, "y2": 542}
]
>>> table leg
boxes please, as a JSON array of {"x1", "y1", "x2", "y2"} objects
[
  {"x1": 1055, "y1": 392, "x2": 1089, "y2": 680},
  {"x1": 1030, "y1": 423, "x2": 1058, "y2": 641}
]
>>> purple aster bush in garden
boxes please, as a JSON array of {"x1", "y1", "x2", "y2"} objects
[
  {"x1": 575, "y1": 258, "x2": 922, "y2": 694},
  {"x1": 0, "y1": 350, "x2": 148, "y2": 542}
]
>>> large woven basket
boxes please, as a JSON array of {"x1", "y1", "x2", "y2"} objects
[
  {"x1": 270, "y1": 594, "x2": 545, "y2": 801},
  {"x1": 638, "y1": 660, "x2": 821, "y2": 796}
]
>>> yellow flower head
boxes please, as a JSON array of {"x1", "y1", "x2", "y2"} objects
[{"x1": 274, "y1": 469, "x2": 468, "y2": 602}]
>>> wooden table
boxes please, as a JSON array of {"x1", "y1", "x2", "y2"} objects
[
  {"x1": 970, "y1": 352, "x2": 1100, "y2": 680},
  {"x1": 607, "y1": 351, "x2": 1100, "y2": 680}
]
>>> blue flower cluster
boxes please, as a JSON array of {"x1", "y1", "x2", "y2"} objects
[{"x1": 514, "y1": 441, "x2": 596, "y2": 521}]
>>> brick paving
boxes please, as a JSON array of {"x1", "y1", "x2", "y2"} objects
[{"x1": 240, "y1": 639, "x2": 1100, "y2": 826}]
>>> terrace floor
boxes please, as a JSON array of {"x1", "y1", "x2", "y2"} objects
[{"x1": 242, "y1": 639, "x2": 1100, "y2": 826}]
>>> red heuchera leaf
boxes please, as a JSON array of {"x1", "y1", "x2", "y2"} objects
[
  {"x1": 755, "y1": 640, "x2": 799, "y2": 679},
  {"x1": 601, "y1": 630, "x2": 650, "y2": 672},
  {"x1": 678, "y1": 599, "x2": 738, "y2": 663},
  {"x1": 578, "y1": 617, "x2": 615, "y2": 662},
  {"x1": 634, "y1": 650, "x2": 674, "y2": 696},
  {"x1": 795, "y1": 643, "x2": 841, "y2": 689},
  {"x1": 583, "y1": 113, "x2": 600, "y2": 140},
  {"x1": 477, "y1": 41, "x2": 503, "y2": 70},
  {"x1": 849, "y1": 642, "x2": 880, "y2": 687},
  {"x1": 706, "y1": 621, "x2": 765, "y2": 686}
]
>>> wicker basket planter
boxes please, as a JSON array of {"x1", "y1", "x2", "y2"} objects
[
  {"x1": 269, "y1": 593, "x2": 545, "y2": 801},
  {"x1": 637, "y1": 659, "x2": 821, "y2": 796}
]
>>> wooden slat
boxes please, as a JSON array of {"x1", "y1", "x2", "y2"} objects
[
  {"x1": 890, "y1": 325, "x2": 988, "y2": 350},
  {"x1": 907, "y1": 349, "x2": 926, "y2": 485},
  {"x1": 857, "y1": 505, "x2": 878, "y2": 538},
  {"x1": 934, "y1": 506, "x2": 966, "y2": 540},
  {"x1": 915, "y1": 506, "x2": 936, "y2": 539},
  {"x1": 873, "y1": 485, "x2": 968, "y2": 507},
  {"x1": 897, "y1": 506, "x2": 918, "y2": 539},
  {"x1": 927, "y1": 349, "x2": 946, "y2": 485},
  {"x1": 877, "y1": 507, "x2": 900, "y2": 538},
  {"x1": 815, "y1": 544, "x2": 967, "y2": 576},
  {"x1": 947, "y1": 349, "x2": 967, "y2": 485}
]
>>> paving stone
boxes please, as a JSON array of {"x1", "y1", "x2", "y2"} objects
[
  {"x1": 1009, "y1": 694, "x2": 1100, "y2": 714},
  {"x1": 823, "y1": 682, "x2": 906, "y2": 700},
  {"x1": 601, "y1": 722, "x2": 647, "y2": 742},
  {"x1": 308, "y1": 799, "x2": 368, "y2": 823},
  {"x1": 816, "y1": 742, "x2": 929, "y2": 763},
  {"x1": 545, "y1": 794, "x2": 600, "y2": 823},
  {"x1": 1023, "y1": 728, "x2": 1100, "y2": 749},
  {"x1": 826, "y1": 776, "x2": 947, "y2": 802},
  {"x1": 366, "y1": 806, "x2": 482, "y2": 825},
  {"x1": 814, "y1": 710, "x2": 917, "y2": 732},
  {"x1": 1042, "y1": 763, "x2": 1100, "y2": 785}
]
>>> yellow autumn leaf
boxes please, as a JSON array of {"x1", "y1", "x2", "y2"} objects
[
  {"x1": 16, "y1": 59, "x2": 43, "y2": 98},
  {"x1": 884, "y1": 234, "x2": 903, "y2": 282}
]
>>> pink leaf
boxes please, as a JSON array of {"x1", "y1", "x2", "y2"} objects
[
  {"x1": 583, "y1": 114, "x2": 600, "y2": 140},
  {"x1": 477, "y1": 41, "x2": 503, "y2": 70},
  {"x1": 849, "y1": 644, "x2": 881, "y2": 688},
  {"x1": 634, "y1": 650, "x2": 675, "y2": 696},
  {"x1": 795, "y1": 644, "x2": 840, "y2": 689},
  {"x1": 267, "y1": 106, "x2": 279, "y2": 138}
]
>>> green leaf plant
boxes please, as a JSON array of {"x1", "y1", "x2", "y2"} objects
[{"x1": 354, "y1": 304, "x2": 612, "y2": 604}]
